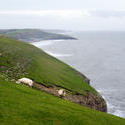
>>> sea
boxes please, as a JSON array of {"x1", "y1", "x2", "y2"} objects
[{"x1": 32, "y1": 31, "x2": 125, "y2": 118}]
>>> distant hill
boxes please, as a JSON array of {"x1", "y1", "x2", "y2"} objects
[{"x1": 0, "y1": 29, "x2": 77, "y2": 42}]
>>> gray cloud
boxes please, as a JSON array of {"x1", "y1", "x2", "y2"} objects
[
  {"x1": 90, "y1": 10, "x2": 125, "y2": 18},
  {"x1": 0, "y1": 9, "x2": 125, "y2": 30}
]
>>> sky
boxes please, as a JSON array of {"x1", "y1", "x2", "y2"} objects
[{"x1": 0, "y1": 0, "x2": 125, "y2": 31}]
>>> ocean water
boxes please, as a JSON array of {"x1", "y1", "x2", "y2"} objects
[{"x1": 32, "y1": 31, "x2": 125, "y2": 118}]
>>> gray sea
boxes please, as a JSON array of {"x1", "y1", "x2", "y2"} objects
[{"x1": 32, "y1": 31, "x2": 125, "y2": 118}]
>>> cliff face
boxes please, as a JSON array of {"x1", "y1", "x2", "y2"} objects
[
  {"x1": 75, "y1": 72, "x2": 107, "y2": 112},
  {"x1": 67, "y1": 91, "x2": 107, "y2": 112},
  {"x1": 84, "y1": 91, "x2": 107, "y2": 112}
]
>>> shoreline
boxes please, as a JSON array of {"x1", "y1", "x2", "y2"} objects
[{"x1": 31, "y1": 39, "x2": 125, "y2": 118}]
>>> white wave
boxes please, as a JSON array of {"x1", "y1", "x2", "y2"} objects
[
  {"x1": 32, "y1": 39, "x2": 65, "y2": 47},
  {"x1": 114, "y1": 110, "x2": 125, "y2": 118},
  {"x1": 97, "y1": 89, "x2": 125, "y2": 118},
  {"x1": 45, "y1": 51, "x2": 73, "y2": 58},
  {"x1": 50, "y1": 39, "x2": 66, "y2": 42},
  {"x1": 113, "y1": 110, "x2": 125, "y2": 118},
  {"x1": 106, "y1": 100, "x2": 125, "y2": 118},
  {"x1": 32, "y1": 40, "x2": 55, "y2": 47},
  {"x1": 107, "y1": 101, "x2": 115, "y2": 112}
]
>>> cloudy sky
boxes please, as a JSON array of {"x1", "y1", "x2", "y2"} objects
[{"x1": 0, "y1": 0, "x2": 125, "y2": 31}]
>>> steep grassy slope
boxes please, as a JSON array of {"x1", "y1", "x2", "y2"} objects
[
  {"x1": 0, "y1": 78, "x2": 125, "y2": 125},
  {"x1": 0, "y1": 36, "x2": 95, "y2": 95}
]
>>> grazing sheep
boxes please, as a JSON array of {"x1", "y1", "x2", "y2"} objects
[
  {"x1": 16, "y1": 78, "x2": 33, "y2": 87},
  {"x1": 58, "y1": 89, "x2": 66, "y2": 97}
]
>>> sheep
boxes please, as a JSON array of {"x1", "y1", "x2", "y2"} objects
[
  {"x1": 16, "y1": 78, "x2": 34, "y2": 87},
  {"x1": 58, "y1": 89, "x2": 66, "y2": 97}
]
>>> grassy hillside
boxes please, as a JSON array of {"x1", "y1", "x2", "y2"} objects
[
  {"x1": 0, "y1": 36, "x2": 125, "y2": 124},
  {"x1": 0, "y1": 78, "x2": 125, "y2": 125},
  {"x1": 0, "y1": 36, "x2": 95, "y2": 95}
]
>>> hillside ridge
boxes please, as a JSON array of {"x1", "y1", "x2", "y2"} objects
[{"x1": 0, "y1": 29, "x2": 77, "y2": 42}]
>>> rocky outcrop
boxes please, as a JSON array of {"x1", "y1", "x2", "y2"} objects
[
  {"x1": 69, "y1": 92, "x2": 107, "y2": 112},
  {"x1": 33, "y1": 82, "x2": 107, "y2": 112}
]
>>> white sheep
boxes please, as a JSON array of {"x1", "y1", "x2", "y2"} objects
[
  {"x1": 16, "y1": 78, "x2": 34, "y2": 87},
  {"x1": 58, "y1": 89, "x2": 66, "y2": 97}
]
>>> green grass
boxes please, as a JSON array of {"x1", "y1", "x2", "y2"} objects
[
  {"x1": 0, "y1": 36, "x2": 96, "y2": 95},
  {"x1": 4, "y1": 29, "x2": 33, "y2": 36},
  {"x1": 0, "y1": 36, "x2": 125, "y2": 124},
  {"x1": 0, "y1": 78, "x2": 125, "y2": 125}
]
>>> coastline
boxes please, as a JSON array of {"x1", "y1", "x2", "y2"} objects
[
  {"x1": 31, "y1": 39, "x2": 107, "y2": 112},
  {"x1": 31, "y1": 38, "x2": 125, "y2": 118}
]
